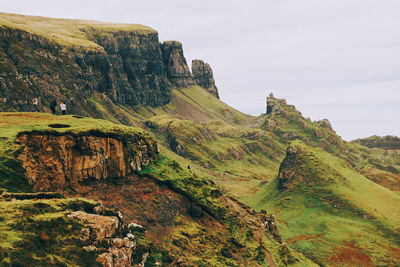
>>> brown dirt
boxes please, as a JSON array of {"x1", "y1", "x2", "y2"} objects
[
  {"x1": 328, "y1": 241, "x2": 374, "y2": 267},
  {"x1": 234, "y1": 177, "x2": 251, "y2": 182},
  {"x1": 363, "y1": 172, "x2": 400, "y2": 191}
]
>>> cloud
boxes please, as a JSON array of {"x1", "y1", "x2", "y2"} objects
[{"x1": 1, "y1": 0, "x2": 399, "y2": 140}]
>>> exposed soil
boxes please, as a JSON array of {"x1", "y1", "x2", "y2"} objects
[{"x1": 328, "y1": 241, "x2": 374, "y2": 267}]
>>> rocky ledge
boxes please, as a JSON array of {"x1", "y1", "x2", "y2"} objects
[{"x1": 16, "y1": 130, "x2": 158, "y2": 191}]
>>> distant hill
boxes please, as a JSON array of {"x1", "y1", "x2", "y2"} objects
[{"x1": 353, "y1": 135, "x2": 400, "y2": 150}]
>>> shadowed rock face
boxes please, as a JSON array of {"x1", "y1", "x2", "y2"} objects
[
  {"x1": 16, "y1": 132, "x2": 158, "y2": 191},
  {"x1": 161, "y1": 41, "x2": 194, "y2": 88},
  {"x1": 0, "y1": 28, "x2": 172, "y2": 112},
  {"x1": 0, "y1": 25, "x2": 221, "y2": 114},
  {"x1": 192, "y1": 59, "x2": 219, "y2": 99}
]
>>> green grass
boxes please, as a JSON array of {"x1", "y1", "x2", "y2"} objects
[
  {"x1": 0, "y1": 197, "x2": 99, "y2": 265},
  {"x1": 242, "y1": 140, "x2": 400, "y2": 266},
  {"x1": 0, "y1": 12, "x2": 156, "y2": 50},
  {"x1": 0, "y1": 112, "x2": 146, "y2": 154}
]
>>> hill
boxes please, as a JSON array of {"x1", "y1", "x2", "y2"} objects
[
  {"x1": 1, "y1": 12, "x2": 400, "y2": 266},
  {"x1": 0, "y1": 113, "x2": 317, "y2": 266},
  {"x1": 353, "y1": 135, "x2": 400, "y2": 150},
  {"x1": 243, "y1": 140, "x2": 400, "y2": 266}
]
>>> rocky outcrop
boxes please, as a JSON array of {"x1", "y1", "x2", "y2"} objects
[
  {"x1": 261, "y1": 212, "x2": 282, "y2": 243},
  {"x1": 317, "y1": 119, "x2": 333, "y2": 131},
  {"x1": 353, "y1": 135, "x2": 400, "y2": 150},
  {"x1": 161, "y1": 41, "x2": 193, "y2": 88},
  {"x1": 69, "y1": 211, "x2": 119, "y2": 241},
  {"x1": 191, "y1": 59, "x2": 219, "y2": 98},
  {"x1": 16, "y1": 131, "x2": 158, "y2": 191},
  {"x1": 266, "y1": 93, "x2": 291, "y2": 115},
  {"x1": 0, "y1": 17, "x2": 222, "y2": 115},
  {"x1": 68, "y1": 210, "x2": 138, "y2": 267},
  {"x1": 0, "y1": 27, "x2": 172, "y2": 113}
]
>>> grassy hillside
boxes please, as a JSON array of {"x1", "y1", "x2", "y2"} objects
[
  {"x1": 0, "y1": 112, "x2": 319, "y2": 266},
  {"x1": 243, "y1": 140, "x2": 400, "y2": 266},
  {"x1": 0, "y1": 196, "x2": 101, "y2": 265},
  {"x1": 0, "y1": 12, "x2": 156, "y2": 50}
]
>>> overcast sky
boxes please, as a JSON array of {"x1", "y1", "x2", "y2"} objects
[{"x1": 1, "y1": 0, "x2": 399, "y2": 140}]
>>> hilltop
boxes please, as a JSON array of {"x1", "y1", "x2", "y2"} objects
[{"x1": 0, "y1": 12, "x2": 156, "y2": 49}]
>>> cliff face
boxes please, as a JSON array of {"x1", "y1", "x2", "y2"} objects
[
  {"x1": 0, "y1": 27, "x2": 171, "y2": 112},
  {"x1": 16, "y1": 131, "x2": 158, "y2": 191},
  {"x1": 0, "y1": 16, "x2": 219, "y2": 114},
  {"x1": 192, "y1": 59, "x2": 219, "y2": 99},
  {"x1": 161, "y1": 41, "x2": 194, "y2": 88}
]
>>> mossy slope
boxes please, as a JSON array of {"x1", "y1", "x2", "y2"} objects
[{"x1": 244, "y1": 140, "x2": 400, "y2": 266}]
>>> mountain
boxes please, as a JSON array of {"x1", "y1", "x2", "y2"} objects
[{"x1": 1, "y1": 12, "x2": 400, "y2": 266}]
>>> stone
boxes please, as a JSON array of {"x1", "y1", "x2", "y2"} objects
[
  {"x1": 83, "y1": 245, "x2": 97, "y2": 252},
  {"x1": 191, "y1": 59, "x2": 219, "y2": 98},
  {"x1": 0, "y1": 27, "x2": 172, "y2": 112},
  {"x1": 111, "y1": 238, "x2": 125, "y2": 248},
  {"x1": 17, "y1": 132, "x2": 158, "y2": 192},
  {"x1": 317, "y1": 119, "x2": 333, "y2": 130},
  {"x1": 68, "y1": 211, "x2": 119, "y2": 241},
  {"x1": 96, "y1": 253, "x2": 113, "y2": 267},
  {"x1": 161, "y1": 41, "x2": 193, "y2": 88},
  {"x1": 80, "y1": 228, "x2": 91, "y2": 242}
]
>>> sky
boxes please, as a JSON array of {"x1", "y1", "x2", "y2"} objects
[{"x1": 1, "y1": 0, "x2": 399, "y2": 140}]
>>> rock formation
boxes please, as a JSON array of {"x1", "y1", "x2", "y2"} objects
[
  {"x1": 68, "y1": 210, "x2": 139, "y2": 267},
  {"x1": 161, "y1": 41, "x2": 193, "y2": 88},
  {"x1": 16, "y1": 131, "x2": 158, "y2": 191},
  {"x1": 191, "y1": 59, "x2": 219, "y2": 98},
  {"x1": 0, "y1": 15, "x2": 220, "y2": 115},
  {"x1": 266, "y1": 93, "x2": 291, "y2": 115},
  {"x1": 0, "y1": 27, "x2": 171, "y2": 112}
]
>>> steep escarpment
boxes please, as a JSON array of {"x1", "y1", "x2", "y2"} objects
[
  {"x1": 0, "y1": 13, "x2": 219, "y2": 115},
  {"x1": 192, "y1": 59, "x2": 219, "y2": 98},
  {"x1": 0, "y1": 26, "x2": 171, "y2": 112},
  {"x1": 161, "y1": 41, "x2": 194, "y2": 88},
  {"x1": 16, "y1": 130, "x2": 158, "y2": 192}
]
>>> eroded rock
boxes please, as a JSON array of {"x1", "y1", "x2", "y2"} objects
[
  {"x1": 191, "y1": 59, "x2": 219, "y2": 98},
  {"x1": 17, "y1": 132, "x2": 158, "y2": 191},
  {"x1": 68, "y1": 211, "x2": 119, "y2": 241}
]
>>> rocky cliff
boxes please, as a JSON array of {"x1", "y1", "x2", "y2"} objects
[
  {"x1": 192, "y1": 59, "x2": 219, "y2": 98},
  {"x1": 16, "y1": 130, "x2": 158, "y2": 192},
  {"x1": 161, "y1": 41, "x2": 194, "y2": 88},
  {"x1": 0, "y1": 13, "x2": 219, "y2": 115}
]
